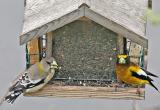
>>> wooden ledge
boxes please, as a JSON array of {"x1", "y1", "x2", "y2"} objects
[{"x1": 24, "y1": 85, "x2": 145, "y2": 100}]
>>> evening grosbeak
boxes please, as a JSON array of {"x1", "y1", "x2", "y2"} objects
[
  {"x1": 0, "y1": 57, "x2": 58, "y2": 104},
  {"x1": 116, "y1": 54, "x2": 159, "y2": 92}
]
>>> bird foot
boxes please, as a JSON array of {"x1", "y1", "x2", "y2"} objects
[
  {"x1": 136, "y1": 87, "x2": 141, "y2": 97},
  {"x1": 114, "y1": 83, "x2": 119, "y2": 92}
]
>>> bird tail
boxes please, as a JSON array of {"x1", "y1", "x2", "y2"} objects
[
  {"x1": 148, "y1": 81, "x2": 159, "y2": 93},
  {"x1": 0, "y1": 95, "x2": 5, "y2": 106},
  {"x1": 5, "y1": 90, "x2": 23, "y2": 104},
  {"x1": 0, "y1": 88, "x2": 23, "y2": 105},
  {"x1": 0, "y1": 90, "x2": 10, "y2": 106},
  {"x1": 141, "y1": 68, "x2": 159, "y2": 78}
]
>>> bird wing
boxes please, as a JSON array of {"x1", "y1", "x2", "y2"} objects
[
  {"x1": 132, "y1": 69, "x2": 159, "y2": 92},
  {"x1": 10, "y1": 63, "x2": 48, "y2": 91},
  {"x1": 131, "y1": 70, "x2": 153, "y2": 81},
  {"x1": 4, "y1": 62, "x2": 50, "y2": 100},
  {"x1": 3, "y1": 71, "x2": 47, "y2": 104},
  {"x1": 0, "y1": 70, "x2": 46, "y2": 105},
  {"x1": 26, "y1": 62, "x2": 49, "y2": 81},
  {"x1": 130, "y1": 68, "x2": 159, "y2": 92},
  {"x1": 9, "y1": 71, "x2": 46, "y2": 92},
  {"x1": 0, "y1": 58, "x2": 56, "y2": 105},
  {"x1": 141, "y1": 68, "x2": 159, "y2": 78}
]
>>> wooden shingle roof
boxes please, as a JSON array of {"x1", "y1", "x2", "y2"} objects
[{"x1": 20, "y1": 0, "x2": 148, "y2": 48}]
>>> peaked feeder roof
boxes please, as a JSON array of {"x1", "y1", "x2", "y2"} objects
[{"x1": 20, "y1": 0, "x2": 148, "y2": 48}]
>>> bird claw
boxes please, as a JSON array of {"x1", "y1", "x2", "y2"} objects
[
  {"x1": 114, "y1": 83, "x2": 119, "y2": 92},
  {"x1": 136, "y1": 87, "x2": 141, "y2": 97}
]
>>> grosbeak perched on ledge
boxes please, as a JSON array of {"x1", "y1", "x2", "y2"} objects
[
  {"x1": 116, "y1": 54, "x2": 159, "y2": 94},
  {"x1": 0, "y1": 57, "x2": 58, "y2": 105}
]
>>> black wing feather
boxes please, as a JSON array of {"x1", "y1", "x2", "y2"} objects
[
  {"x1": 149, "y1": 80, "x2": 159, "y2": 92},
  {"x1": 131, "y1": 71, "x2": 153, "y2": 81},
  {"x1": 131, "y1": 71, "x2": 159, "y2": 92},
  {"x1": 4, "y1": 74, "x2": 45, "y2": 104},
  {"x1": 26, "y1": 78, "x2": 45, "y2": 89},
  {"x1": 141, "y1": 68, "x2": 159, "y2": 78}
]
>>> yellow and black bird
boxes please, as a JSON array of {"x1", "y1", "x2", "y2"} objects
[{"x1": 116, "y1": 54, "x2": 159, "y2": 93}]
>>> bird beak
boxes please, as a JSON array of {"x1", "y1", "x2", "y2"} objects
[
  {"x1": 47, "y1": 59, "x2": 60, "y2": 70},
  {"x1": 50, "y1": 63, "x2": 60, "y2": 71},
  {"x1": 53, "y1": 64, "x2": 59, "y2": 69},
  {"x1": 119, "y1": 58, "x2": 126, "y2": 64},
  {"x1": 53, "y1": 65, "x2": 61, "y2": 72}
]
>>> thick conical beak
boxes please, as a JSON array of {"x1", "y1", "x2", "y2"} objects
[
  {"x1": 119, "y1": 58, "x2": 126, "y2": 64},
  {"x1": 50, "y1": 62, "x2": 59, "y2": 70},
  {"x1": 52, "y1": 64, "x2": 59, "y2": 69}
]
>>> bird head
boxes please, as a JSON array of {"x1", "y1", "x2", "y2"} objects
[
  {"x1": 117, "y1": 54, "x2": 130, "y2": 64},
  {"x1": 45, "y1": 57, "x2": 59, "y2": 69}
]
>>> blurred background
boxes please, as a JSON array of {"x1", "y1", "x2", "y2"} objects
[{"x1": 0, "y1": 0, "x2": 160, "y2": 110}]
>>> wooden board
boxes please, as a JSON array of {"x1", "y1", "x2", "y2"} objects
[
  {"x1": 117, "y1": 34, "x2": 124, "y2": 54},
  {"x1": 25, "y1": 85, "x2": 145, "y2": 100},
  {"x1": 129, "y1": 42, "x2": 143, "y2": 65},
  {"x1": 46, "y1": 32, "x2": 53, "y2": 58},
  {"x1": 27, "y1": 38, "x2": 40, "y2": 65}
]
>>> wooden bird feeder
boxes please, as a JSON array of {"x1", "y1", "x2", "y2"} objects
[{"x1": 20, "y1": 0, "x2": 151, "y2": 100}]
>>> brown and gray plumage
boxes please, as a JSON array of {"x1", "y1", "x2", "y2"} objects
[{"x1": 0, "y1": 57, "x2": 58, "y2": 105}]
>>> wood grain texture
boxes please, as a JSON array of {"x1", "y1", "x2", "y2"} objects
[
  {"x1": 117, "y1": 35, "x2": 124, "y2": 54},
  {"x1": 84, "y1": 7, "x2": 148, "y2": 48},
  {"x1": 27, "y1": 38, "x2": 39, "y2": 65},
  {"x1": 20, "y1": 5, "x2": 148, "y2": 48},
  {"x1": 46, "y1": 32, "x2": 53, "y2": 58},
  {"x1": 129, "y1": 42, "x2": 143, "y2": 65},
  {"x1": 22, "y1": 0, "x2": 147, "y2": 36},
  {"x1": 20, "y1": 5, "x2": 84, "y2": 45},
  {"x1": 24, "y1": 85, "x2": 145, "y2": 100},
  {"x1": 20, "y1": 0, "x2": 148, "y2": 45}
]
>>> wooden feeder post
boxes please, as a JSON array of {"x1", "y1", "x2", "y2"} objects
[{"x1": 20, "y1": 0, "x2": 150, "y2": 100}]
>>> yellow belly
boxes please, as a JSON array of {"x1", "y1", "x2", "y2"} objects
[{"x1": 120, "y1": 76, "x2": 149, "y2": 85}]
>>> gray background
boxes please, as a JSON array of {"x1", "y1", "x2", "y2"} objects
[{"x1": 0, "y1": 0, "x2": 159, "y2": 110}]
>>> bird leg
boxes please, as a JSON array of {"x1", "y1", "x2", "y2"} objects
[
  {"x1": 114, "y1": 83, "x2": 118, "y2": 92},
  {"x1": 136, "y1": 86, "x2": 141, "y2": 96},
  {"x1": 114, "y1": 78, "x2": 121, "y2": 92}
]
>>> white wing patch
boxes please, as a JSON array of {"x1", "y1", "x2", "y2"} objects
[{"x1": 137, "y1": 69, "x2": 147, "y2": 76}]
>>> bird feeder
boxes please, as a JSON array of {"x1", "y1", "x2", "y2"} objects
[{"x1": 20, "y1": 0, "x2": 150, "y2": 100}]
